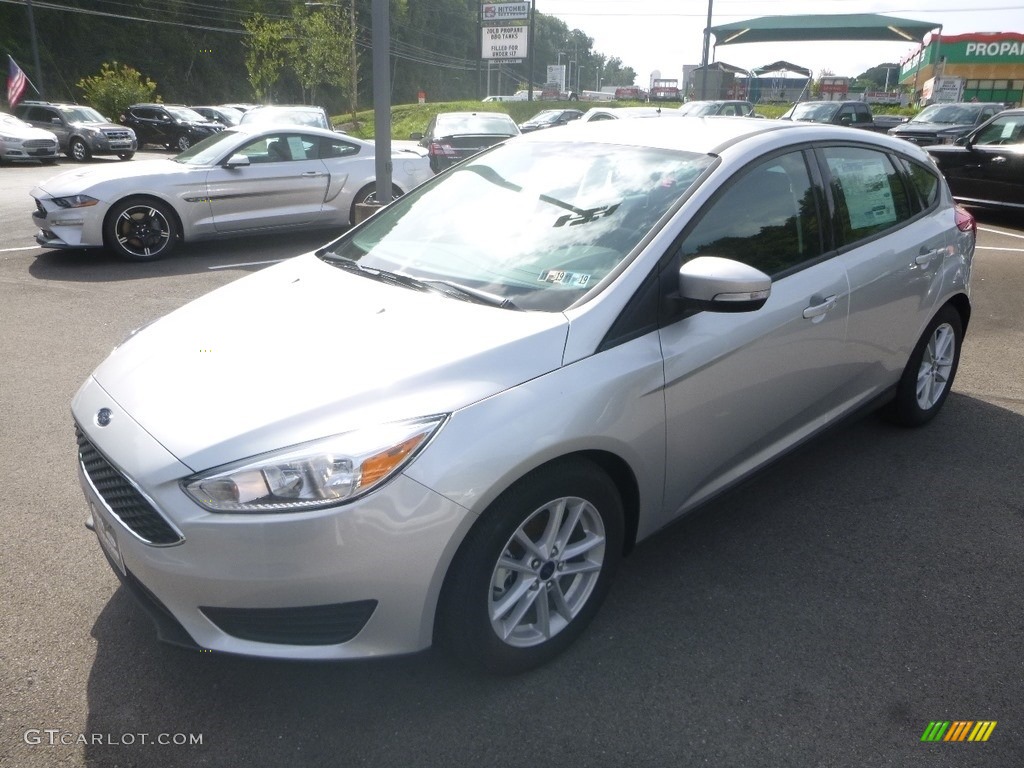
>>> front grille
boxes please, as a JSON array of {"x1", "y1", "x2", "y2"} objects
[
  {"x1": 102, "y1": 129, "x2": 134, "y2": 140},
  {"x1": 200, "y1": 601, "x2": 378, "y2": 645},
  {"x1": 75, "y1": 425, "x2": 183, "y2": 545},
  {"x1": 24, "y1": 139, "x2": 56, "y2": 149}
]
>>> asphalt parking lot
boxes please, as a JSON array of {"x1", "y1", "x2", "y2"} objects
[{"x1": 1, "y1": 156, "x2": 1022, "y2": 767}]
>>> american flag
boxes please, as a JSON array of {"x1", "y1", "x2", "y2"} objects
[{"x1": 7, "y1": 56, "x2": 27, "y2": 108}]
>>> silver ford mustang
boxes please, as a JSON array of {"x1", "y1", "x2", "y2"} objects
[
  {"x1": 73, "y1": 118, "x2": 975, "y2": 673},
  {"x1": 31, "y1": 124, "x2": 433, "y2": 261}
]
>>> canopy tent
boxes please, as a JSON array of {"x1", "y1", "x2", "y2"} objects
[
  {"x1": 751, "y1": 61, "x2": 811, "y2": 77},
  {"x1": 708, "y1": 14, "x2": 940, "y2": 47}
]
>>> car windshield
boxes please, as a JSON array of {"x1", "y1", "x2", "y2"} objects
[
  {"x1": 436, "y1": 114, "x2": 517, "y2": 135},
  {"x1": 912, "y1": 104, "x2": 983, "y2": 124},
  {"x1": 173, "y1": 129, "x2": 242, "y2": 164},
  {"x1": 788, "y1": 103, "x2": 839, "y2": 122},
  {"x1": 678, "y1": 101, "x2": 710, "y2": 115},
  {"x1": 529, "y1": 111, "x2": 563, "y2": 125},
  {"x1": 59, "y1": 106, "x2": 105, "y2": 123},
  {"x1": 0, "y1": 113, "x2": 29, "y2": 129},
  {"x1": 318, "y1": 141, "x2": 714, "y2": 312},
  {"x1": 166, "y1": 106, "x2": 207, "y2": 122},
  {"x1": 240, "y1": 108, "x2": 327, "y2": 128},
  {"x1": 686, "y1": 103, "x2": 722, "y2": 116}
]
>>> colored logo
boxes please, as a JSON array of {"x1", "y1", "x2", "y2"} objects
[{"x1": 921, "y1": 721, "x2": 997, "y2": 742}]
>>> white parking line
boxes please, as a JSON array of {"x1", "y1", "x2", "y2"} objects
[
  {"x1": 207, "y1": 258, "x2": 287, "y2": 270},
  {"x1": 977, "y1": 246, "x2": 1024, "y2": 252},
  {"x1": 0, "y1": 246, "x2": 41, "y2": 253},
  {"x1": 978, "y1": 225, "x2": 1024, "y2": 240}
]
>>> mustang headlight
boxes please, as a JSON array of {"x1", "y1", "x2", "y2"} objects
[
  {"x1": 182, "y1": 416, "x2": 446, "y2": 513},
  {"x1": 52, "y1": 194, "x2": 99, "y2": 209}
]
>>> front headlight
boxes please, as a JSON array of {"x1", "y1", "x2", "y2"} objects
[
  {"x1": 182, "y1": 416, "x2": 447, "y2": 513},
  {"x1": 52, "y1": 194, "x2": 99, "y2": 209},
  {"x1": 0, "y1": 133, "x2": 23, "y2": 143}
]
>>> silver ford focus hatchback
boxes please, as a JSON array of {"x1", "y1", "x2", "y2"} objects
[{"x1": 73, "y1": 117, "x2": 975, "y2": 673}]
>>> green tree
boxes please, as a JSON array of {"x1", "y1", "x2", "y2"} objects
[
  {"x1": 243, "y1": 12, "x2": 289, "y2": 101},
  {"x1": 76, "y1": 62, "x2": 158, "y2": 120},
  {"x1": 290, "y1": 5, "x2": 350, "y2": 106}
]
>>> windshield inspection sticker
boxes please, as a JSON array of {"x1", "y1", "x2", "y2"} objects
[{"x1": 539, "y1": 269, "x2": 591, "y2": 287}]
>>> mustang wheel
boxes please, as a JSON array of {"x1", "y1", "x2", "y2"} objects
[
  {"x1": 437, "y1": 458, "x2": 623, "y2": 674},
  {"x1": 888, "y1": 304, "x2": 963, "y2": 426},
  {"x1": 350, "y1": 183, "x2": 403, "y2": 224},
  {"x1": 70, "y1": 138, "x2": 91, "y2": 162},
  {"x1": 103, "y1": 197, "x2": 178, "y2": 261}
]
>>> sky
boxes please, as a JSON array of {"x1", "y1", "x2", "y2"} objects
[{"x1": 536, "y1": 0, "x2": 1024, "y2": 87}]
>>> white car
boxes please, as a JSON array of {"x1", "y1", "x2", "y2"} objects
[
  {"x1": 0, "y1": 112, "x2": 59, "y2": 164},
  {"x1": 73, "y1": 118, "x2": 975, "y2": 673},
  {"x1": 579, "y1": 106, "x2": 684, "y2": 122},
  {"x1": 30, "y1": 124, "x2": 433, "y2": 260}
]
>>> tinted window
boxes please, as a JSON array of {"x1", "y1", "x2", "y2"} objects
[
  {"x1": 821, "y1": 146, "x2": 912, "y2": 246},
  {"x1": 435, "y1": 114, "x2": 517, "y2": 135},
  {"x1": 680, "y1": 151, "x2": 823, "y2": 276},
  {"x1": 902, "y1": 158, "x2": 941, "y2": 210},
  {"x1": 973, "y1": 113, "x2": 1024, "y2": 146}
]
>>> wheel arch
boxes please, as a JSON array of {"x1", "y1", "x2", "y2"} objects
[{"x1": 946, "y1": 292, "x2": 971, "y2": 335}]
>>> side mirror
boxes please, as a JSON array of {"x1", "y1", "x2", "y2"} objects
[
  {"x1": 677, "y1": 256, "x2": 771, "y2": 313},
  {"x1": 409, "y1": 132, "x2": 423, "y2": 141},
  {"x1": 224, "y1": 154, "x2": 251, "y2": 168},
  {"x1": 51, "y1": 117, "x2": 61, "y2": 125}
]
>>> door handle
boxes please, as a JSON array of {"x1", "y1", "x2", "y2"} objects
[
  {"x1": 990, "y1": 156, "x2": 1007, "y2": 164},
  {"x1": 802, "y1": 294, "x2": 838, "y2": 319},
  {"x1": 915, "y1": 248, "x2": 944, "y2": 266},
  {"x1": 301, "y1": 171, "x2": 324, "y2": 177}
]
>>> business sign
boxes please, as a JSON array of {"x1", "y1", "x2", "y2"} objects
[
  {"x1": 482, "y1": 25, "x2": 528, "y2": 60},
  {"x1": 547, "y1": 65, "x2": 566, "y2": 91},
  {"x1": 481, "y1": 3, "x2": 530, "y2": 23}
]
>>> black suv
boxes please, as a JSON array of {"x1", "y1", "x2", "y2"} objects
[
  {"x1": 888, "y1": 102, "x2": 1005, "y2": 147},
  {"x1": 15, "y1": 100, "x2": 137, "y2": 161},
  {"x1": 119, "y1": 104, "x2": 222, "y2": 151}
]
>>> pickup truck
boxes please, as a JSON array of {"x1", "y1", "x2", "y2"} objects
[{"x1": 779, "y1": 101, "x2": 890, "y2": 133}]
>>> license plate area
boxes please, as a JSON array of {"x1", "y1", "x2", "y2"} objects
[{"x1": 91, "y1": 502, "x2": 126, "y2": 575}]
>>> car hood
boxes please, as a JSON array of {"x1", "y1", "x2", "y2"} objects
[
  {"x1": 72, "y1": 120, "x2": 131, "y2": 131},
  {"x1": 33, "y1": 159, "x2": 199, "y2": 196},
  {"x1": 894, "y1": 121, "x2": 969, "y2": 133},
  {"x1": 4, "y1": 124, "x2": 56, "y2": 140},
  {"x1": 86, "y1": 253, "x2": 569, "y2": 471}
]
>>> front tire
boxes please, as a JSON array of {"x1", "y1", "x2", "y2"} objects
[
  {"x1": 70, "y1": 137, "x2": 91, "y2": 162},
  {"x1": 437, "y1": 458, "x2": 624, "y2": 674},
  {"x1": 887, "y1": 304, "x2": 963, "y2": 426},
  {"x1": 103, "y1": 197, "x2": 178, "y2": 261},
  {"x1": 117, "y1": 151, "x2": 135, "y2": 161}
]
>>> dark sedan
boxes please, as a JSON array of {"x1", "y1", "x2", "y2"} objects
[
  {"x1": 411, "y1": 111, "x2": 520, "y2": 173},
  {"x1": 518, "y1": 108, "x2": 583, "y2": 133},
  {"x1": 926, "y1": 108, "x2": 1024, "y2": 212}
]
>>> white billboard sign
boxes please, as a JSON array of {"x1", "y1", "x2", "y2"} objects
[
  {"x1": 481, "y1": 3, "x2": 530, "y2": 23},
  {"x1": 482, "y1": 26, "x2": 528, "y2": 60}
]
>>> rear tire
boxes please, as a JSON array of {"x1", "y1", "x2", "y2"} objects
[
  {"x1": 117, "y1": 151, "x2": 135, "y2": 161},
  {"x1": 886, "y1": 304, "x2": 962, "y2": 426},
  {"x1": 436, "y1": 458, "x2": 623, "y2": 674},
  {"x1": 349, "y1": 183, "x2": 403, "y2": 224},
  {"x1": 175, "y1": 134, "x2": 191, "y2": 152}
]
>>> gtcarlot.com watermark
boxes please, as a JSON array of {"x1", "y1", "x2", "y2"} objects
[{"x1": 24, "y1": 729, "x2": 203, "y2": 746}]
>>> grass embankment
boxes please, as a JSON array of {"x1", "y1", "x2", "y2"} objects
[{"x1": 333, "y1": 100, "x2": 916, "y2": 140}]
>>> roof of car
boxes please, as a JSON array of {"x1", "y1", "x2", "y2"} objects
[{"x1": 518, "y1": 114, "x2": 927, "y2": 159}]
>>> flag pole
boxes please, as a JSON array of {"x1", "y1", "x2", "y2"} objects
[{"x1": 25, "y1": 0, "x2": 45, "y2": 97}]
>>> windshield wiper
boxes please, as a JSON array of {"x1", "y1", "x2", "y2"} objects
[
  {"x1": 420, "y1": 279, "x2": 519, "y2": 310},
  {"x1": 326, "y1": 257, "x2": 519, "y2": 309}
]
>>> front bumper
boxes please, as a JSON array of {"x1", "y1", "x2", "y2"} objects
[
  {"x1": 32, "y1": 194, "x2": 108, "y2": 249},
  {"x1": 72, "y1": 376, "x2": 474, "y2": 659}
]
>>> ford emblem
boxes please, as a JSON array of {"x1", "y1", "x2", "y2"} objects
[{"x1": 96, "y1": 408, "x2": 113, "y2": 427}]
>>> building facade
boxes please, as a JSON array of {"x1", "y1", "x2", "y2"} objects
[{"x1": 900, "y1": 32, "x2": 1024, "y2": 106}]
